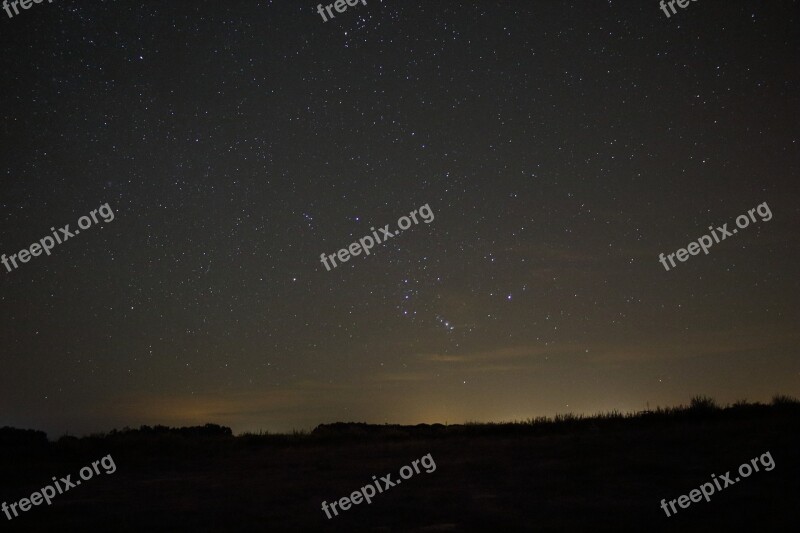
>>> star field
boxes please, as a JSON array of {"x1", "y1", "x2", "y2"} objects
[{"x1": 0, "y1": 0, "x2": 798, "y2": 436}]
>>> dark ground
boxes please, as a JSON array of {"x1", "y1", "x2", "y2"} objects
[{"x1": 1, "y1": 399, "x2": 799, "y2": 532}]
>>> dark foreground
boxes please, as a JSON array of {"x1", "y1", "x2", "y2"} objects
[{"x1": 2, "y1": 399, "x2": 800, "y2": 532}]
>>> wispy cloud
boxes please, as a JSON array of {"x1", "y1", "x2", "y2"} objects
[
  {"x1": 585, "y1": 324, "x2": 800, "y2": 363},
  {"x1": 416, "y1": 342, "x2": 581, "y2": 364}
]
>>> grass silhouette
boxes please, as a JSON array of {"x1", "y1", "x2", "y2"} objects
[{"x1": 1, "y1": 395, "x2": 798, "y2": 531}]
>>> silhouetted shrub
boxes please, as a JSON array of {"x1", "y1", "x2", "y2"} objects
[
  {"x1": 0, "y1": 427, "x2": 48, "y2": 448},
  {"x1": 689, "y1": 395, "x2": 719, "y2": 412},
  {"x1": 771, "y1": 394, "x2": 800, "y2": 406}
]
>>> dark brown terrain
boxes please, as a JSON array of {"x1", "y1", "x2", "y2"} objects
[{"x1": 2, "y1": 397, "x2": 799, "y2": 531}]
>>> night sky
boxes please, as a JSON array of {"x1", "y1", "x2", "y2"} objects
[{"x1": 1, "y1": 0, "x2": 798, "y2": 438}]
